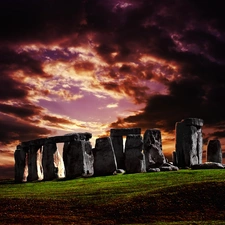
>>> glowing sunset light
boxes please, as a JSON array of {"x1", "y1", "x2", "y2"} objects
[{"x1": 0, "y1": 0, "x2": 225, "y2": 178}]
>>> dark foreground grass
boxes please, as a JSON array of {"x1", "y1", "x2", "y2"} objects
[{"x1": 1, "y1": 169, "x2": 225, "y2": 224}]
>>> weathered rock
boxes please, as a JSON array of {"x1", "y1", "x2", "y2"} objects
[
  {"x1": 124, "y1": 134, "x2": 145, "y2": 173},
  {"x1": 42, "y1": 142, "x2": 57, "y2": 180},
  {"x1": 110, "y1": 128, "x2": 141, "y2": 137},
  {"x1": 207, "y1": 140, "x2": 222, "y2": 163},
  {"x1": 21, "y1": 132, "x2": 92, "y2": 147},
  {"x1": 160, "y1": 162, "x2": 179, "y2": 171},
  {"x1": 160, "y1": 166, "x2": 172, "y2": 171},
  {"x1": 14, "y1": 145, "x2": 27, "y2": 182},
  {"x1": 175, "y1": 118, "x2": 203, "y2": 168},
  {"x1": 191, "y1": 162, "x2": 224, "y2": 170},
  {"x1": 82, "y1": 141, "x2": 94, "y2": 177},
  {"x1": 144, "y1": 129, "x2": 166, "y2": 169},
  {"x1": 111, "y1": 135, "x2": 125, "y2": 169},
  {"x1": 148, "y1": 168, "x2": 160, "y2": 172},
  {"x1": 63, "y1": 139, "x2": 94, "y2": 178},
  {"x1": 63, "y1": 140, "x2": 85, "y2": 178},
  {"x1": 27, "y1": 145, "x2": 40, "y2": 181},
  {"x1": 113, "y1": 169, "x2": 126, "y2": 175},
  {"x1": 172, "y1": 151, "x2": 177, "y2": 166},
  {"x1": 110, "y1": 128, "x2": 141, "y2": 170},
  {"x1": 93, "y1": 137, "x2": 117, "y2": 176}
]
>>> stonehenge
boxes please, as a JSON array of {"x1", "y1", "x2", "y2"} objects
[
  {"x1": 207, "y1": 139, "x2": 222, "y2": 163},
  {"x1": 175, "y1": 118, "x2": 203, "y2": 168},
  {"x1": 93, "y1": 137, "x2": 117, "y2": 176},
  {"x1": 14, "y1": 117, "x2": 225, "y2": 182},
  {"x1": 124, "y1": 134, "x2": 145, "y2": 173},
  {"x1": 144, "y1": 129, "x2": 166, "y2": 170}
]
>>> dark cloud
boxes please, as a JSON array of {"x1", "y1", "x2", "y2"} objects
[
  {"x1": 0, "y1": 103, "x2": 43, "y2": 118},
  {"x1": 0, "y1": 113, "x2": 52, "y2": 145},
  {"x1": 1, "y1": 0, "x2": 225, "y2": 148},
  {"x1": 0, "y1": 0, "x2": 85, "y2": 44},
  {"x1": 42, "y1": 115, "x2": 74, "y2": 125}
]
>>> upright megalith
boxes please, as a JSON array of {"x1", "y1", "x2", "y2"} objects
[
  {"x1": 93, "y1": 137, "x2": 117, "y2": 176},
  {"x1": 144, "y1": 129, "x2": 166, "y2": 170},
  {"x1": 14, "y1": 145, "x2": 26, "y2": 182},
  {"x1": 207, "y1": 139, "x2": 222, "y2": 163},
  {"x1": 124, "y1": 134, "x2": 145, "y2": 173},
  {"x1": 27, "y1": 145, "x2": 40, "y2": 181},
  {"x1": 64, "y1": 140, "x2": 84, "y2": 178},
  {"x1": 62, "y1": 132, "x2": 94, "y2": 179},
  {"x1": 83, "y1": 141, "x2": 94, "y2": 177},
  {"x1": 175, "y1": 118, "x2": 203, "y2": 168},
  {"x1": 42, "y1": 142, "x2": 57, "y2": 180},
  {"x1": 110, "y1": 128, "x2": 141, "y2": 169}
]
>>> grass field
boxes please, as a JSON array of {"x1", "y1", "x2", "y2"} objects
[{"x1": 1, "y1": 169, "x2": 225, "y2": 224}]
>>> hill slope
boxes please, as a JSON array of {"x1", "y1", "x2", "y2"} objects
[{"x1": 1, "y1": 170, "x2": 225, "y2": 224}]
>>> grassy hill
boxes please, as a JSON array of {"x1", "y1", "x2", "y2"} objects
[{"x1": 1, "y1": 169, "x2": 225, "y2": 224}]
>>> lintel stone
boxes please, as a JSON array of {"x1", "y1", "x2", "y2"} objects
[{"x1": 110, "y1": 128, "x2": 141, "y2": 137}]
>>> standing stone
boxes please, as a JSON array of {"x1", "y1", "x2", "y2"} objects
[
  {"x1": 63, "y1": 141, "x2": 70, "y2": 178},
  {"x1": 14, "y1": 145, "x2": 26, "y2": 182},
  {"x1": 110, "y1": 136, "x2": 125, "y2": 169},
  {"x1": 82, "y1": 141, "x2": 94, "y2": 177},
  {"x1": 42, "y1": 142, "x2": 57, "y2": 180},
  {"x1": 175, "y1": 118, "x2": 203, "y2": 168},
  {"x1": 64, "y1": 140, "x2": 84, "y2": 179},
  {"x1": 144, "y1": 129, "x2": 166, "y2": 170},
  {"x1": 27, "y1": 145, "x2": 40, "y2": 181},
  {"x1": 207, "y1": 140, "x2": 222, "y2": 163},
  {"x1": 110, "y1": 128, "x2": 141, "y2": 170},
  {"x1": 125, "y1": 134, "x2": 145, "y2": 173},
  {"x1": 93, "y1": 137, "x2": 117, "y2": 176},
  {"x1": 172, "y1": 151, "x2": 177, "y2": 166}
]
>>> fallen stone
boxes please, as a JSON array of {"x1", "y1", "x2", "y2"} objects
[
  {"x1": 160, "y1": 162, "x2": 179, "y2": 171},
  {"x1": 207, "y1": 139, "x2": 222, "y2": 163},
  {"x1": 125, "y1": 134, "x2": 145, "y2": 173},
  {"x1": 93, "y1": 137, "x2": 117, "y2": 176},
  {"x1": 147, "y1": 168, "x2": 160, "y2": 172},
  {"x1": 113, "y1": 169, "x2": 126, "y2": 175},
  {"x1": 144, "y1": 129, "x2": 166, "y2": 169},
  {"x1": 191, "y1": 162, "x2": 224, "y2": 170},
  {"x1": 160, "y1": 166, "x2": 173, "y2": 171}
]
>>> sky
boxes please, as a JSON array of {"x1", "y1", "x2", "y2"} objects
[{"x1": 1, "y1": 0, "x2": 225, "y2": 179}]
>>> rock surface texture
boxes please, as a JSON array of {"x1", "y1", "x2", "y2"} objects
[
  {"x1": 175, "y1": 118, "x2": 203, "y2": 168},
  {"x1": 124, "y1": 134, "x2": 145, "y2": 173},
  {"x1": 63, "y1": 133, "x2": 94, "y2": 179},
  {"x1": 14, "y1": 145, "x2": 26, "y2": 182},
  {"x1": 191, "y1": 162, "x2": 224, "y2": 169},
  {"x1": 42, "y1": 142, "x2": 57, "y2": 180},
  {"x1": 110, "y1": 128, "x2": 141, "y2": 170},
  {"x1": 27, "y1": 145, "x2": 40, "y2": 182},
  {"x1": 144, "y1": 129, "x2": 166, "y2": 169},
  {"x1": 207, "y1": 139, "x2": 222, "y2": 163},
  {"x1": 93, "y1": 137, "x2": 117, "y2": 176}
]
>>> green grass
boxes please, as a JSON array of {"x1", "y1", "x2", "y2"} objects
[{"x1": 1, "y1": 169, "x2": 225, "y2": 224}]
